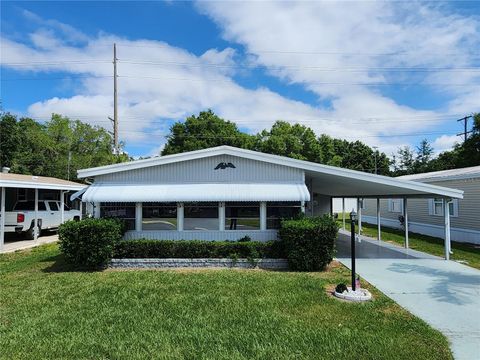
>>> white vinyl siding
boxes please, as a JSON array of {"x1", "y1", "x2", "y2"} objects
[{"x1": 363, "y1": 177, "x2": 479, "y2": 232}]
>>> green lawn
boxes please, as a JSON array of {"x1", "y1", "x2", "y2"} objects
[
  {"x1": 337, "y1": 214, "x2": 480, "y2": 270},
  {"x1": 0, "y1": 244, "x2": 452, "y2": 360}
]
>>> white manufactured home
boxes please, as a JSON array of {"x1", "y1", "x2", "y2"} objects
[
  {"x1": 74, "y1": 146, "x2": 463, "y2": 258},
  {"x1": 362, "y1": 166, "x2": 480, "y2": 245}
]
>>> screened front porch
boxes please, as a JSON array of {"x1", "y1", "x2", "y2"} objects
[{"x1": 95, "y1": 201, "x2": 304, "y2": 241}]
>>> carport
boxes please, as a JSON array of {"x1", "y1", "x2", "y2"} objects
[{"x1": 0, "y1": 169, "x2": 86, "y2": 252}]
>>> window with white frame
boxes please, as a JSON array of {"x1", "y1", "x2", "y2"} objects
[
  {"x1": 429, "y1": 198, "x2": 458, "y2": 217},
  {"x1": 388, "y1": 199, "x2": 403, "y2": 213}
]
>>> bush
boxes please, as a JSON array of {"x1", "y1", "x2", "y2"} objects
[
  {"x1": 58, "y1": 218, "x2": 126, "y2": 268},
  {"x1": 279, "y1": 215, "x2": 338, "y2": 271},
  {"x1": 113, "y1": 239, "x2": 285, "y2": 259}
]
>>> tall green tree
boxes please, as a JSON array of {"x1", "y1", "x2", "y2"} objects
[
  {"x1": 1, "y1": 113, "x2": 129, "y2": 181},
  {"x1": 255, "y1": 121, "x2": 322, "y2": 162},
  {"x1": 415, "y1": 139, "x2": 434, "y2": 172},
  {"x1": 0, "y1": 113, "x2": 20, "y2": 168},
  {"x1": 395, "y1": 146, "x2": 416, "y2": 175},
  {"x1": 161, "y1": 110, "x2": 255, "y2": 155}
]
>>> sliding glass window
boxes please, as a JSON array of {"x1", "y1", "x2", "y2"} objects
[
  {"x1": 184, "y1": 202, "x2": 219, "y2": 230},
  {"x1": 225, "y1": 202, "x2": 260, "y2": 230},
  {"x1": 142, "y1": 202, "x2": 177, "y2": 230},
  {"x1": 267, "y1": 202, "x2": 302, "y2": 229}
]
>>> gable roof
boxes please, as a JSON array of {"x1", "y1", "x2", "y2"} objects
[
  {"x1": 77, "y1": 146, "x2": 463, "y2": 199},
  {"x1": 398, "y1": 165, "x2": 480, "y2": 182},
  {"x1": 0, "y1": 173, "x2": 86, "y2": 191}
]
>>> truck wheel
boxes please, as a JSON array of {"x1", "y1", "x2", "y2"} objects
[{"x1": 25, "y1": 224, "x2": 41, "y2": 240}]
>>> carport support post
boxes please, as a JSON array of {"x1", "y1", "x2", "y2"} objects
[
  {"x1": 342, "y1": 198, "x2": 346, "y2": 230},
  {"x1": 357, "y1": 198, "x2": 362, "y2": 241},
  {"x1": 135, "y1": 202, "x2": 142, "y2": 231},
  {"x1": 444, "y1": 199, "x2": 451, "y2": 260},
  {"x1": 350, "y1": 211, "x2": 357, "y2": 292},
  {"x1": 0, "y1": 187, "x2": 5, "y2": 250},
  {"x1": 404, "y1": 198, "x2": 409, "y2": 249},
  {"x1": 34, "y1": 188, "x2": 38, "y2": 241},
  {"x1": 60, "y1": 191, "x2": 65, "y2": 224},
  {"x1": 376, "y1": 198, "x2": 381, "y2": 241}
]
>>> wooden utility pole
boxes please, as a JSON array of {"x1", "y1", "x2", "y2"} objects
[
  {"x1": 456, "y1": 115, "x2": 473, "y2": 143},
  {"x1": 113, "y1": 43, "x2": 119, "y2": 153}
]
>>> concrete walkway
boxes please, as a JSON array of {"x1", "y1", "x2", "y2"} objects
[
  {"x1": 0, "y1": 233, "x2": 58, "y2": 253},
  {"x1": 336, "y1": 232, "x2": 480, "y2": 360}
]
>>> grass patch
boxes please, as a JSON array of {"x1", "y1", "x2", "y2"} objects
[
  {"x1": 336, "y1": 213, "x2": 480, "y2": 270},
  {"x1": 0, "y1": 244, "x2": 453, "y2": 359}
]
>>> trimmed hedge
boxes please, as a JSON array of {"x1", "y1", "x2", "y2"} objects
[
  {"x1": 113, "y1": 239, "x2": 285, "y2": 259},
  {"x1": 58, "y1": 218, "x2": 125, "y2": 268},
  {"x1": 279, "y1": 215, "x2": 338, "y2": 271}
]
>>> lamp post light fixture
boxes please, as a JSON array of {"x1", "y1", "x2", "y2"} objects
[{"x1": 350, "y1": 210, "x2": 357, "y2": 291}]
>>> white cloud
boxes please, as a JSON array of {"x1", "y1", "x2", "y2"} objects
[
  {"x1": 2, "y1": 4, "x2": 479, "y2": 156},
  {"x1": 432, "y1": 134, "x2": 460, "y2": 154}
]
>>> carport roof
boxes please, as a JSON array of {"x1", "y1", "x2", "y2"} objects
[
  {"x1": 0, "y1": 173, "x2": 86, "y2": 191},
  {"x1": 77, "y1": 146, "x2": 463, "y2": 199}
]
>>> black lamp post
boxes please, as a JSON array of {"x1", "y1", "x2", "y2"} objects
[{"x1": 350, "y1": 210, "x2": 357, "y2": 291}]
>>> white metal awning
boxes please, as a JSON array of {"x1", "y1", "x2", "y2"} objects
[{"x1": 81, "y1": 183, "x2": 310, "y2": 202}]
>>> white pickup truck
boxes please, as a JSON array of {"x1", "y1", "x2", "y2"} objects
[{"x1": 3, "y1": 200, "x2": 81, "y2": 239}]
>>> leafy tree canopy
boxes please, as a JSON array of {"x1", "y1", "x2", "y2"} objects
[
  {"x1": 162, "y1": 110, "x2": 392, "y2": 175},
  {"x1": 0, "y1": 113, "x2": 129, "y2": 181}
]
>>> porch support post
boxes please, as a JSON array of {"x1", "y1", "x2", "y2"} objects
[
  {"x1": 93, "y1": 202, "x2": 101, "y2": 218},
  {"x1": 135, "y1": 202, "x2": 142, "y2": 231},
  {"x1": 60, "y1": 191, "x2": 65, "y2": 224},
  {"x1": 177, "y1": 202, "x2": 184, "y2": 231},
  {"x1": 260, "y1": 201, "x2": 267, "y2": 231},
  {"x1": 0, "y1": 187, "x2": 5, "y2": 251},
  {"x1": 342, "y1": 198, "x2": 346, "y2": 230},
  {"x1": 219, "y1": 202, "x2": 225, "y2": 231},
  {"x1": 376, "y1": 198, "x2": 381, "y2": 241},
  {"x1": 444, "y1": 199, "x2": 451, "y2": 260},
  {"x1": 34, "y1": 188, "x2": 39, "y2": 241},
  {"x1": 404, "y1": 197, "x2": 409, "y2": 249},
  {"x1": 300, "y1": 201, "x2": 305, "y2": 214}
]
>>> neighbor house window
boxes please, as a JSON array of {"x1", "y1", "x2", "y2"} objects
[
  {"x1": 388, "y1": 199, "x2": 403, "y2": 213},
  {"x1": 266, "y1": 202, "x2": 302, "y2": 229},
  {"x1": 226, "y1": 202, "x2": 260, "y2": 230},
  {"x1": 100, "y1": 202, "x2": 136, "y2": 230},
  {"x1": 142, "y1": 202, "x2": 177, "y2": 230},
  {"x1": 184, "y1": 202, "x2": 219, "y2": 231},
  {"x1": 429, "y1": 198, "x2": 458, "y2": 217}
]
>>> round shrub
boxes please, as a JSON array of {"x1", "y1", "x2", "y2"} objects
[
  {"x1": 279, "y1": 215, "x2": 338, "y2": 271},
  {"x1": 58, "y1": 218, "x2": 125, "y2": 268}
]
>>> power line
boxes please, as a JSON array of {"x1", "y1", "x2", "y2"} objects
[
  {"x1": 2, "y1": 74, "x2": 478, "y2": 87},
  {"x1": 119, "y1": 59, "x2": 480, "y2": 72}
]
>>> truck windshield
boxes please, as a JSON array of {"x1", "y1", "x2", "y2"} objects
[{"x1": 13, "y1": 201, "x2": 46, "y2": 211}]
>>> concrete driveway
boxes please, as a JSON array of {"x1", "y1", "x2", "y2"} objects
[
  {"x1": 336, "y1": 232, "x2": 480, "y2": 360},
  {"x1": 0, "y1": 232, "x2": 59, "y2": 253}
]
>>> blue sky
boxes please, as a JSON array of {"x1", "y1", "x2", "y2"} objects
[{"x1": 1, "y1": 1, "x2": 479, "y2": 157}]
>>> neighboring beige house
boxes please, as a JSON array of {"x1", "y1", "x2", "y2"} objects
[{"x1": 362, "y1": 166, "x2": 480, "y2": 245}]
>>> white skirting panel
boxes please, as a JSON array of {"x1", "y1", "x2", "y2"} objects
[{"x1": 123, "y1": 230, "x2": 279, "y2": 242}]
